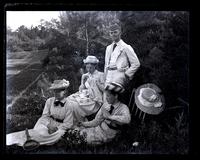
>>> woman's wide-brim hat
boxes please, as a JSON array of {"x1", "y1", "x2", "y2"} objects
[
  {"x1": 49, "y1": 79, "x2": 70, "y2": 90},
  {"x1": 135, "y1": 83, "x2": 165, "y2": 115},
  {"x1": 83, "y1": 55, "x2": 99, "y2": 64}
]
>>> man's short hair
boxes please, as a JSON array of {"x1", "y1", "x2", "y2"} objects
[{"x1": 109, "y1": 22, "x2": 121, "y2": 31}]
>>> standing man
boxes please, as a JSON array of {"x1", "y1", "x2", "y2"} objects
[{"x1": 104, "y1": 22, "x2": 140, "y2": 93}]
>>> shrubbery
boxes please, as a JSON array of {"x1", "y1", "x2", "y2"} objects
[{"x1": 6, "y1": 11, "x2": 189, "y2": 154}]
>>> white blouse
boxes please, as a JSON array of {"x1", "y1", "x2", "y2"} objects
[{"x1": 39, "y1": 97, "x2": 74, "y2": 130}]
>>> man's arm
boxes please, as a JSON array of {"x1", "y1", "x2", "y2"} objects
[
  {"x1": 82, "y1": 108, "x2": 104, "y2": 128},
  {"x1": 124, "y1": 46, "x2": 140, "y2": 80},
  {"x1": 106, "y1": 106, "x2": 131, "y2": 125}
]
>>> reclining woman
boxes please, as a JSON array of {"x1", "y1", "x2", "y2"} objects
[
  {"x1": 76, "y1": 85, "x2": 131, "y2": 145},
  {"x1": 67, "y1": 55, "x2": 105, "y2": 126},
  {"x1": 6, "y1": 79, "x2": 75, "y2": 147}
]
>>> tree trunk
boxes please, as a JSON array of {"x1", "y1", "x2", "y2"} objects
[{"x1": 85, "y1": 18, "x2": 89, "y2": 56}]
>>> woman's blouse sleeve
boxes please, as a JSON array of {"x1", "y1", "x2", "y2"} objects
[
  {"x1": 110, "y1": 105, "x2": 131, "y2": 124},
  {"x1": 96, "y1": 72, "x2": 105, "y2": 92},
  {"x1": 42, "y1": 98, "x2": 51, "y2": 117},
  {"x1": 83, "y1": 108, "x2": 104, "y2": 127},
  {"x1": 57, "y1": 105, "x2": 74, "y2": 130}
]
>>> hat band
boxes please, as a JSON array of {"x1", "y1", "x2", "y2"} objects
[
  {"x1": 49, "y1": 84, "x2": 69, "y2": 90},
  {"x1": 137, "y1": 89, "x2": 162, "y2": 108},
  {"x1": 83, "y1": 59, "x2": 99, "y2": 64}
]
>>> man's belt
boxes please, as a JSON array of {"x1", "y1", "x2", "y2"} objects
[
  {"x1": 49, "y1": 115, "x2": 63, "y2": 123},
  {"x1": 107, "y1": 66, "x2": 128, "y2": 71},
  {"x1": 107, "y1": 66, "x2": 118, "y2": 71}
]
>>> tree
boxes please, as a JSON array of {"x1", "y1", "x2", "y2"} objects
[
  {"x1": 59, "y1": 11, "x2": 119, "y2": 56},
  {"x1": 119, "y1": 11, "x2": 189, "y2": 107}
]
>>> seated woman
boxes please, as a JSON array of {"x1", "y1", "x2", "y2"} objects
[
  {"x1": 67, "y1": 55, "x2": 105, "y2": 125},
  {"x1": 6, "y1": 79, "x2": 75, "y2": 147},
  {"x1": 76, "y1": 85, "x2": 131, "y2": 145}
]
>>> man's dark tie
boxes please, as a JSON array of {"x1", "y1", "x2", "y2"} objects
[
  {"x1": 109, "y1": 105, "x2": 114, "y2": 114},
  {"x1": 54, "y1": 100, "x2": 65, "y2": 107},
  {"x1": 113, "y1": 43, "x2": 117, "y2": 51}
]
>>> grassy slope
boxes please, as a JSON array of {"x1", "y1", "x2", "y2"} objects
[
  {"x1": 6, "y1": 87, "x2": 189, "y2": 154},
  {"x1": 6, "y1": 51, "x2": 189, "y2": 154}
]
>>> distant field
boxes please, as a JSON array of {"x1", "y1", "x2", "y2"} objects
[
  {"x1": 7, "y1": 51, "x2": 32, "y2": 59},
  {"x1": 6, "y1": 49, "x2": 48, "y2": 107}
]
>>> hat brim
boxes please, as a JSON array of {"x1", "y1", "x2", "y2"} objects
[
  {"x1": 105, "y1": 84, "x2": 116, "y2": 90},
  {"x1": 134, "y1": 83, "x2": 165, "y2": 115},
  {"x1": 105, "y1": 83, "x2": 125, "y2": 93},
  {"x1": 83, "y1": 60, "x2": 99, "y2": 64},
  {"x1": 48, "y1": 86, "x2": 68, "y2": 90}
]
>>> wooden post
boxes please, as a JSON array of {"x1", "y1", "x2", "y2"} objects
[
  {"x1": 142, "y1": 113, "x2": 146, "y2": 123},
  {"x1": 135, "y1": 107, "x2": 138, "y2": 116},
  {"x1": 139, "y1": 110, "x2": 142, "y2": 119}
]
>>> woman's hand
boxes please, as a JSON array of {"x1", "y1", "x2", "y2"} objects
[
  {"x1": 82, "y1": 74, "x2": 89, "y2": 84},
  {"x1": 103, "y1": 104, "x2": 111, "y2": 111},
  {"x1": 47, "y1": 123, "x2": 58, "y2": 134},
  {"x1": 77, "y1": 121, "x2": 83, "y2": 126},
  {"x1": 76, "y1": 122, "x2": 85, "y2": 130},
  {"x1": 79, "y1": 85, "x2": 85, "y2": 92},
  {"x1": 102, "y1": 104, "x2": 114, "y2": 120},
  {"x1": 102, "y1": 109, "x2": 112, "y2": 120},
  {"x1": 77, "y1": 121, "x2": 90, "y2": 128}
]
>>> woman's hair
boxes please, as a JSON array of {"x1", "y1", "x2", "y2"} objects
[
  {"x1": 105, "y1": 88, "x2": 118, "y2": 96},
  {"x1": 54, "y1": 88, "x2": 68, "y2": 96},
  {"x1": 64, "y1": 89, "x2": 68, "y2": 96},
  {"x1": 85, "y1": 63, "x2": 97, "y2": 67}
]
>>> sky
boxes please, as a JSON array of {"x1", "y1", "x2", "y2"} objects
[{"x1": 7, "y1": 11, "x2": 60, "y2": 31}]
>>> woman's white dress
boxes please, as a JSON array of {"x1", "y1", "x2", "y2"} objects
[
  {"x1": 67, "y1": 70, "x2": 105, "y2": 125},
  {"x1": 6, "y1": 97, "x2": 74, "y2": 146}
]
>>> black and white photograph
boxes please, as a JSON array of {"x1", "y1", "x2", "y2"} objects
[{"x1": 5, "y1": 9, "x2": 189, "y2": 154}]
